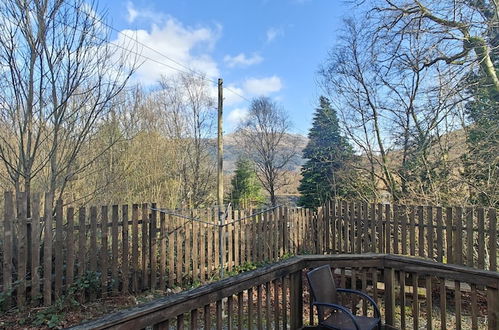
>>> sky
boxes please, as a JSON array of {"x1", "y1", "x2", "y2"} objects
[{"x1": 101, "y1": 0, "x2": 349, "y2": 134}]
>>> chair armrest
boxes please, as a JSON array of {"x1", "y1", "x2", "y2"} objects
[
  {"x1": 312, "y1": 302, "x2": 360, "y2": 330},
  {"x1": 336, "y1": 288, "x2": 381, "y2": 318}
]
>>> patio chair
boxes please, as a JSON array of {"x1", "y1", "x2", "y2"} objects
[{"x1": 306, "y1": 265, "x2": 381, "y2": 330}]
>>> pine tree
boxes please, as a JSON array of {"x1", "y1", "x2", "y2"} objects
[
  {"x1": 230, "y1": 157, "x2": 265, "y2": 209},
  {"x1": 298, "y1": 96, "x2": 357, "y2": 208}
]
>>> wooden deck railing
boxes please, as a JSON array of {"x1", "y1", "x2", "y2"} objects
[{"x1": 70, "y1": 254, "x2": 499, "y2": 330}]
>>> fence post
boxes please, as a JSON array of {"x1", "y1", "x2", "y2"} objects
[
  {"x1": 384, "y1": 267, "x2": 395, "y2": 327},
  {"x1": 289, "y1": 270, "x2": 303, "y2": 329}
]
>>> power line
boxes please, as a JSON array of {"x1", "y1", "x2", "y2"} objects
[{"x1": 62, "y1": 2, "x2": 252, "y2": 104}]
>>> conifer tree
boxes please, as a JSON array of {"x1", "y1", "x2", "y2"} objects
[
  {"x1": 298, "y1": 96, "x2": 357, "y2": 208},
  {"x1": 230, "y1": 157, "x2": 264, "y2": 209}
]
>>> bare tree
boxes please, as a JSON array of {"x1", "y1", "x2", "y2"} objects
[
  {"x1": 0, "y1": 0, "x2": 135, "y2": 202},
  {"x1": 236, "y1": 97, "x2": 297, "y2": 206},
  {"x1": 320, "y1": 17, "x2": 467, "y2": 203},
  {"x1": 370, "y1": 0, "x2": 499, "y2": 92}
]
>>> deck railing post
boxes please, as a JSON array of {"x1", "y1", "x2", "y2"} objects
[
  {"x1": 384, "y1": 267, "x2": 396, "y2": 327},
  {"x1": 487, "y1": 283, "x2": 499, "y2": 330},
  {"x1": 290, "y1": 270, "x2": 303, "y2": 329}
]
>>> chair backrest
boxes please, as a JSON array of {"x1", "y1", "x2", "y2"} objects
[{"x1": 306, "y1": 264, "x2": 338, "y2": 305}]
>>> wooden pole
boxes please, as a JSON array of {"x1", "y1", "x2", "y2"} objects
[{"x1": 217, "y1": 78, "x2": 224, "y2": 278}]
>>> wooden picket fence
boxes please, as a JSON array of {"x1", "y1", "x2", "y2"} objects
[
  {"x1": 324, "y1": 200, "x2": 498, "y2": 271},
  {"x1": 1, "y1": 192, "x2": 324, "y2": 309},
  {"x1": 1, "y1": 192, "x2": 498, "y2": 310}
]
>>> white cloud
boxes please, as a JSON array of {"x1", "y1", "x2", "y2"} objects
[
  {"x1": 126, "y1": 1, "x2": 164, "y2": 24},
  {"x1": 243, "y1": 76, "x2": 283, "y2": 95},
  {"x1": 114, "y1": 15, "x2": 221, "y2": 85},
  {"x1": 228, "y1": 108, "x2": 249, "y2": 125},
  {"x1": 266, "y1": 27, "x2": 284, "y2": 43},
  {"x1": 126, "y1": 2, "x2": 138, "y2": 23},
  {"x1": 224, "y1": 53, "x2": 263, "y2": 68}
]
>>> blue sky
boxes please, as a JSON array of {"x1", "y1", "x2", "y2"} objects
[{"x1": 102, "y1": 0, "x2": 348, "y2": 134}]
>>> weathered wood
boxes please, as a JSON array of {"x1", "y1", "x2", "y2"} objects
[
  {"x1": 70, "y1": 254, "x2": 499, "y2": 330},
  {"x1": 418, "y1": 206, "x2": 424, "y2": 257},
  {"x1": 445, "y1": 207, "x2": 453, "y2": 264},
  {"x1": 378, "y1": 203, "x2": 384, "y2": 253},
  {"x1": 413, "y1": 273, "x2": 419, "y2": 330},
  {"x1": 478, "y1": 208, "x2": 485, "y2": 270},
  {"x1": 159, "y1": 211, "x2": 166, "y2": 291},
  {"x1": 401, "y1": 205, "x2": 408, "y2": 255},
  {"x1": 3, "y1": 192, "x2": 14, "y2": 307},
  {"x1": 440, "y1": 277, "x2": 446, "y2": 329},
  {"x1": 248, "y1": 287, "x2": 254, "y2": 329},
  {"x1": 43, "y1": 193, "x2": 54, "y2": 304},
  {"x1": 384, "y1": 267, "x2": 395, "y2": 327},
  {"x1": 131, "y1": 204, "x2": 139, "y2": 293},
  {"x1": 409, "y1": 206, "x2": 416, "y2": 256},
  {"x1": 393, "y1": 204, "x2": 399, "y2": 255},
  {"x1": 487, "y1": 285, "x2": 498, "y2": 330},
  {"x1": 150, "y1": 204, "x2": 157, "y2": 291},
  {"x1": 386, "y1": 204, "x2": 392, "y2": 254},
  {"x1": 427, "y1": 206, "x2": 434, "y2": 260},
  {"x1": 192, "y1": 221, "x2": 199, "y2": 282},
  {"x1": 78, "y1": 207, "x2": 86, "y2": 280},
  {"x1": 471, "y1": 283, "x2": 477, "y2": 330},
  {"x1": 31, "y1": 193, "x2": 41, "y2": 303},
  {"x1": 282, "y1": 276, "x2": 288, "y2": 329},
  {"x1": 200, "y1": 223, "x2": 206, "y2": 283},
  {"x1": 257, "y1": 284, "x2": 263, "y2": 330},
  {"x1": 455, "y1": 281, "x2": 461, "y2": 329},
  {"x1": 489, "y1": 208, "x2": 497, "y2": 271},
  {"x1": 100, "y1": 206, "x2": 109, "y2": 297},
  {"x1": 141, "y1": 204, "x2": 149, "y2": 290},
  {"x1": 455, "y1": 207, "x2": 463, "y2": 265},
  {"x1": 111, "y1": 205, "x2": 119, "y2": 294},
  {"x1": 466, "y1": 207, "x2": 474, "y2": 268},
  {"x1": 436, "y1": 207, "x2": 443, "y2": 263},
  {"x1": 122, "y1": 205, "x2": 129, "y2": 294},
  {"x1": 400, "y1": 271, "x2": 406, "y2": 328},
  {"x1": 273, "y1": 279, "x2": 279, "y2": 328},
  {"x1": 177, "y1": 313, "x2": 184, "y2": 329},
  {"x1": 228, "y1": 294, "x2": 233, "y2": 330},
  {"x1": 17, "y1": 192, "x2": 28, "y2": 306},
  {"x1": 289, "y1": 270, "x2": 303, "y2": 330},
  {"x1": 190, "y1": 309, "x2": 198, "y2": 330},
  {"x1": 66, "y1": 207, "x2": 75, "y2": 288},
  {"x1": 54, "y1": 199, "x2": 64, "y2": 299},
  {"x1": 238, "y1": 291, "x2": 244, "y2": 330},
  {"x1": 426, "y1": 276, "x2": 432, "y2": 330},
  {"x1": 204, "y1": 304, "x2": 210, "y2": 330},
  {"x1": 168, "y1": 228, "x2": 175, "y2": 289},
  {"x1": 216, "y1": 299, "x2": 222, "y2": 330},
  {"x1": 176, "y1": 224, "x2": 183, "y2": 286},
  {"x1": 265, "y1": 281, "x2": 271, "y2": 329}
]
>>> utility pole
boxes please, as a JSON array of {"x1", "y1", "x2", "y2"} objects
[{"x1": 217, "y1": 78, "x2": 224, "y2": 278}]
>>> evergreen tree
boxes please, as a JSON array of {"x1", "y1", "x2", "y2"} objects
[
  {"x1": 463, "y1": 65, "x2": 499, "y2": 207},
  {"x1": 230, "y1": 157, "x2": 265, "y2": 208},
  {"x1": 298, "y1": 96, "x2": 357, "y2": 208}
]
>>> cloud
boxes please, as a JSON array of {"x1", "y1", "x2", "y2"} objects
[
  {"x1": 243, "y1": 76, "x2": 283, "y2": 95},
  {"x1": 126, "y1": 1, "x2": 164, "y2": 24},
  {"x1": 228, "y1": 108, "x2": 249, "y2": 125},
  {"x1": 224, "y1": 53, "x2": 263, "y2": 68},
  {"x1": 266, "y1": 27, "x2": 284, "y2": 43},
  {"x1": 114, "y1": 15, "x2": 221, "y2": 85}
]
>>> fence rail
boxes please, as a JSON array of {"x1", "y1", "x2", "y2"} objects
[
  {"x1": 69, "y1": 254, "x2": 499, "y2": 330},
  {"x1": 1, "y1": 192, "x2": 498, "y2": 311}
]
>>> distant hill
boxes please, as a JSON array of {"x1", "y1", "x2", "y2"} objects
[{"x1": 222, "y1": 133, "x2": 308, "y2": 173}]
